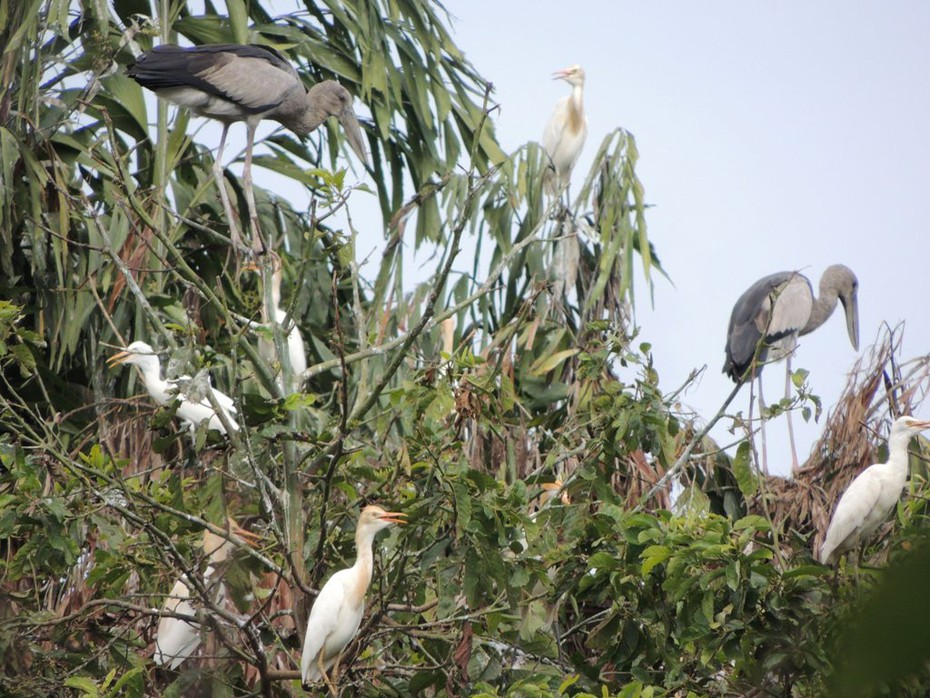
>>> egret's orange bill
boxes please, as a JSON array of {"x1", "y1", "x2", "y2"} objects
[
  {"x1": 228, "y1": 517, "x2": 263, "y2": 547},
  {"x1": 106, "y1": 350, "x2": 132, "y2": 368},
  {"x1": 377, "y1": 511, "x2": 408, "y2": 525}
]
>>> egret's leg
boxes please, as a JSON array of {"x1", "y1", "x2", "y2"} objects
[
  {"x1": 756, "y1": 375, "x2": 770, "y2": 476},
  {"x1": 242, "y1": 122, "x2": 265, "y2": 255},
  {"x1": 318, "y1": 652, "x2": 338, "y2": 697},
  {"x1": 212, "y1": 123, "x2": 243, "y2": 250},
  {"x1": 785, "y1": 356, "x2": 801, "y2": 475}
]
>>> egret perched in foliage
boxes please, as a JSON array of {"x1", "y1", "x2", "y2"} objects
[
  {"x1": 723, "y1": 265, "x2": 859, "y2": 473},
  {"x1": 244, "y1": 253, "x2": 307, "y2": 394},
  {"x1": 108, "y1": 340, "x2": 239, "y2": 435},
  {"x1": 300, "y1": 506, "x2": 407, "y2": 693},
  {"x1": 154, "y1": 519, "x2": 261, "y2": 668},
  {"x1": 127, "y1": 43, "x2": 369, "y2": 249},
  {"x1": 541, "y1": 65, "x2": 587, "y2": 197},
  {"x1": 819, "y1": 416, "x2": 930, "y2": 565}
]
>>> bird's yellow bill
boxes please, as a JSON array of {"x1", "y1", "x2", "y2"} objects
[
  {"x1": 228, "y1": 518, "x2": 262, "y2": 547},
  {"x1": 377, "y1": 511, "x2": 408, "y2": 525},
  {"x1": 106, "y1": 350, "x2": 131, "y2": 368}
]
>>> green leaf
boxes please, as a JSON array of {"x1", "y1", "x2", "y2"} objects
[
  {"x1": 733, "y1": 440, "x2": 758, "y2": 496},
  {"x1": 640, "y1": 544, "x2": 672, "y2": 575},
  {"x1": 64, "y1": 677, "x2": 100, "y2": 697},
  {"x1": 528, "y1": 348, "x2": 579, "y2": 377}
]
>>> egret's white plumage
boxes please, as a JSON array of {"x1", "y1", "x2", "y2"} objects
[
  {"x1": 542, "y1": 65, "x2": 587, "y2": 196},
  {"x1": 819, "y1": 416, "x2": 930, "y2": 565},
  {"x1": 300, "y1": 506, "x2": 407, "y2": 689},
  {"x1": 154, "y1": 520, "x2": 260, "y2": 668},
  {"x1": 153, "y1": 576, "x2": 199, "y2": 669},
  {"x1": 108, "y1": 341, "x2": 239, "y2": 435}
]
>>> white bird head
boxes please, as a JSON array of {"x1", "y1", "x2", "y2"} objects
[
  {"x1": 243, "y1": 252, "x2": 284, "y2": 287},
  {"x1": 107, "y1": 341, "x2": 160, "y2": 371},
  {"x1": 552, "y1": 64, "x2": 585, "y2": 87},
  {"x1": 202, "y1": 517, "x2": 261, "y2": 565},
  {"x1": 358, "y1": 505, "x2": 408, "y2": 534},
  {"x1": 540, "y1": 480, "x2": 571, "y2": 507},
  {"x1": 890, "y1": 415, "x2": 930, "y2": 438}
]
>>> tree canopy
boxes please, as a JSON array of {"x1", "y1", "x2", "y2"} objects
[{"x1": 2, "y1": 2, "x2": 930, "y2": 697}]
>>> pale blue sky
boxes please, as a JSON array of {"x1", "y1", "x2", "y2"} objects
[{"x1": 442, "y1": 2, "x2": 930, "y2": 473}]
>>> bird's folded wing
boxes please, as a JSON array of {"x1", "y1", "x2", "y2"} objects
[
  {"x1": 300, "y1": 580, "x2": 346, "y2": 681},
  {"x1": 823, "y1": 469, "x2": 884, "y2": 550},
  {"x1": 129, "y1": 45, "x2": 299, "y2": 114}
]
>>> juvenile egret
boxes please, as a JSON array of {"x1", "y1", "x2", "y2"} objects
[
  {"x1": 127, "y1": 43, "x2": 369, "y2": 249},
  {"x1": 300, "y1": 506, "x2": 407, "y2": 693},
  {"x1": 244, "y1": 254, "x2": 307, "y2": 394},
  {"x1": 723, "y1": 265, "x2": 859, "y2": 473},
  {"x1": 108, "y1": 340, "x2": 239, "y2": 435},
  {"x1": 154, "y1": 519, "x2": 261, "y2": 668},
  {"x1": 819, "y1": 416, "x2": 930, "y2": 565},
  {"x1": 541, "y1": 65, "x2": 587, "y2": 197}
]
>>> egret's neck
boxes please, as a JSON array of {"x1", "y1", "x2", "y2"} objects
[
  {"x1": 136, "y1": 359, "x2": 170, "y2": 401},
  {"x1": 271, "y1": 269, "x2": 284, "y2": 312},
  {"x1": 348, "y1": 526, "x2": 378, "y2": 607},
  {"x1": 886, "y1": 429, "x2": 916, "y2": 476},
  {"x1": 568, "y1": 84, "x2": 585, "y2": 132},
  {"x1": 260, "y1": 268, "x2": 284, "y2": 323}
]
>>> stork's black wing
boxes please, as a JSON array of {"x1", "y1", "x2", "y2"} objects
[
  {"x1": 723, "y1": 271, "x2": 796, "y2": 381},
  {"x1": 127, "y1": 44, "x2": 298, "y2": 114}
]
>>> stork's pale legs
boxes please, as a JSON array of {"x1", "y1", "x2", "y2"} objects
[
  {"x1": 784, "y1": 356, "x2": 801, "y2": 474},
  {"x1": 754, "y1": 376, "x2": 770, "y2": 477},
  {"x1": 242, "y1": 123, "x2": 265, "y2": 255},
  {"x1": 213, "y1": 124, "x2": 243, "y2": 250}
]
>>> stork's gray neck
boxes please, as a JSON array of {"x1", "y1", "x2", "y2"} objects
[
  {"x1": 801, "y1": 281, "x2": 839, "y2": 335},
  {"x1": 276, "y1": 85, "x2": 330, "y2": 136}
]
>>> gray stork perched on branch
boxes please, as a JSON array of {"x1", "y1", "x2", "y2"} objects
[
  {"x1": 723, "y1": 264, "x2": 860, "y2": 474},
  {"x1": 127, "y1": 43, "x2": 369, "y2": 251}
]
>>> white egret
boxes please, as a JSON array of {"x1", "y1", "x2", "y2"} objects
[
  {"x1": 244, "y1": 254, "x2": 308, "y2": 394},
  {"x1": 154, "y1": 519, "x2": 261, "y2": 668},
  {"x1": 541, "y1": 65, "x2": 587, "y2": 197},
  {"x1": 108, "y1": 340, "x2": 239, "y2": 435},
  {"x1": 300, "y1": 506, "x2": 407, "y2": 693},
  {"x1": 819, "y1": 416, "x2": 930, "y2": 565},
  {"x1": 723, "y1": 265, "x2": 859, "y2": 473},
  {"x1": 127, "y1": 43, "x2": 369, "y2": 250}
]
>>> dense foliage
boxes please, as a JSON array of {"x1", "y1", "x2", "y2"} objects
[{"x1": 2, "y1": 2, "x2": 930, "y2": 697}]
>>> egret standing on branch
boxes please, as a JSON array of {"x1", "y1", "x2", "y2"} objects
[
  {"x1": 244, "y1": 253, "x2": 308, "y2": 395},
  {"x1": 541, "y1": 65, "x2": 587, "y2": 198},
  {"x1": 108, "y1": 340, "x2": 239, "y2": 436},
  {"x1": 723, "y1": 264, "x2": 859, "y2": 474},
  {"x1": 819, "y1": 416, "x2": 930, "y2": 565},
  {"x1": 300, "y1": 506, "x2": 407, "y2": 694},
  {"x1": 154, "y1": 518, "x2": 261, "y2": 668},
  {"x1": 127, "y1": 43, "x2": 370, "y2": 251}
]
